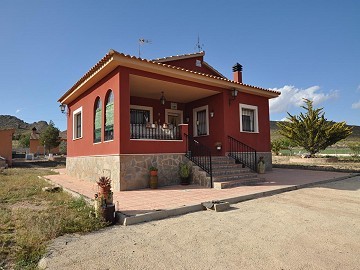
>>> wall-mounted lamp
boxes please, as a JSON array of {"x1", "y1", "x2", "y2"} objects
[
  {"x1": 210, "y1": 111, "x2": 214, "y2": 118},
  {"x1": 186, "y1": 117, "x2": 190, "y2": 123},
  {"x1": 160, "y1": 91, "x2": 166, "y2": 105},
  {"x1": 215, "y1": 142, "x2": 222, "y2": 151},
  {"x1": 59, "y1": 104, "x2": 67, "y2": 114},
  {"x1": 229, "y1": 88, "x2": 238, "y2": 105}
]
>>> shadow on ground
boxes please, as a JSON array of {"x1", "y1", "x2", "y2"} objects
[{"x1": 12, "y1": 160, "x2": 66, "y2": 168}]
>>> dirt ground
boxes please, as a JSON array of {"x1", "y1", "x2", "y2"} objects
[
  {"x1": 41, "y1": 176, "x2": 360, "y2": 270},
  {"x1": 272, "y1": 156, "x2": 360, "y2": 172}
]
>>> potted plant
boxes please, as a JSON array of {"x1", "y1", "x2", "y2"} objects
[
  {"x1": 94, "y1": 176, "x2": 115, "y2": 224},
  {"x1": 257, "y1": 156, "x2": 266, "y2": 174},
  {"x1": 149, "y1": 166, "x2": 158, "y2": 176},
  {"x1": 97, "y1": 176, "x2": 112, "y2": 194},
  {"x1": 179, "y1": 163, "x2": 191, "y2": 185},
  {"x1": 149, "y1": 166, "x2": 158, "y2": 188}
]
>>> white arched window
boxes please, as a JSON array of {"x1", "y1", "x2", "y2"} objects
[
  {"x1": 104, "y1": 90, "x2": 114, "y2": 141},
  {"x1": 94, "y1": 97, "x2": 102, "y2": 143}
]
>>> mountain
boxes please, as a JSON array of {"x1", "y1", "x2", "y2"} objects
[
  {"x1": 0, "y1": 115, "x2": 49, "y2": 136},
  {"x1": 270, "y1": 121, "x2": 360, "y2": 142}
]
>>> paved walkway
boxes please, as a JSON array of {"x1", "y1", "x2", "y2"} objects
[{"x1": 44, "y1": 168, "x2": 356, "y2": 220}]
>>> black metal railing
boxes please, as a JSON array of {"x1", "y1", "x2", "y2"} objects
[
  {"x1": 228, "y1": 136, "x2": 257, "y2": 172},
  {"x1": 130, "y1": 123, "x2": 181, "y2": 140},
  {"x1": 184, "y1": 134, "x2": 213, "y2": 188}
]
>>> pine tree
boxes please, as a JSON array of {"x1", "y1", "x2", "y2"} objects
[
  {"x1": 277, "y1": 99, "x2": 352, "y2": 157},
  {"x1": 18, "y1": 133, "x2": 30, "y2": 148},
  {"x1": 39, "y1": 120, "x2": 61, "y2": 153}
]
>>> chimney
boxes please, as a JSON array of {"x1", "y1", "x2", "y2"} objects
[{"x1": 232, "y1": 63, "x2": 243, "y2": 83}]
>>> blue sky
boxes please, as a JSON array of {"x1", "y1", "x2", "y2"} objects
[{"x1": 0, "y1": 0, "x2": 359, "y2": 131}]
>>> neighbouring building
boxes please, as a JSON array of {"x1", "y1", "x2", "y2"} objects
[
  {"x1": 58, "y1": 50, "x2": 280, "y2": 191},
  {"x1": 0, "y1": 128, "x2": 15, "y2": 166},
  {"x1": 29, "y1": 127, "x2": 66, "y2": 155}
]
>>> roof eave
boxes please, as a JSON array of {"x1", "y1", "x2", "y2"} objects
[
  {"x1": 152, "y1": 51, "x2": 205, "y2": 63},
  {"x1": 59, "y1": 51, "x2": 280, "y2": 104}
]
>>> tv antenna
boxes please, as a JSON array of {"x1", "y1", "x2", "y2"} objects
[
  {"x1": 195, "y1": 34, "x2": 204, "y2": 52},
  {"x1": 138, "y1": 38, "x2": 151, "y2": 58}
]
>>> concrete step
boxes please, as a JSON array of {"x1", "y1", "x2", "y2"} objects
[
  {"x1": 211, "y1": 157, "x2": 235, "y2": 165},
  {"x1": 213, "y1": 173, "x2": 258, "y2": 182},
  {"x1": 212, "y1": 165, "x2": 251, "y2": 174},
  {"x1": 212, "y1": 163, "x2": 248, "y2": 170},
  {"x1": 213, "y1": 177, "x2": 266, "y2": 189},
  {"x1": 212, "y1": 168, "x2": 251, "y2": 176}
]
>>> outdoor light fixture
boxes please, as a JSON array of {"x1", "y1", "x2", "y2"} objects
[
  {"x1": 210, "y1": 111, "x2": 214, "y2": 118},
  {"x1": 59, "y1": 104, "x2": 66, "y2": 114},
  {"x1": 229, "y1": 88, "x2": 238, "y2": 105},
  {"x1": 160, "y1": 91, "x2": 166, "y2": 105}
]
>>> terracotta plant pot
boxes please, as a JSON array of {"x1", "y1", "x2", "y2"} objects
[
  {"x1": 149, "y1": 175, "x2": 158, "y2": 189},
  {"x1": 99, "y1": 185, "x2": 111, "y2": 195},
  {"x1": 150, "y1": 170, "x2": 158, "y2": 176},
  {"x1": 180, "y1": 177, "x2": 190, "y2": 185}
]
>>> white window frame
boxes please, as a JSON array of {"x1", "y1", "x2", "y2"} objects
[
  {"x1": 239, "y1": 104, "x2": 259, "y2": 133},
  {"x1": 193, "y1": 105, "x2": 209, "y2": 137},
  {"x1": 73, "y1": 107, "x2": 83, "y2": 140},
  {"x1": 165, "y1": 109, "x2": 183, "y2": 125},
  {"x1": 130, "y1": 105, "x2": 153, "y2": 123}
]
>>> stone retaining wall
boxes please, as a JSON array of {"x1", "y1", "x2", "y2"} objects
[
  {"x1": 119, "y1": 154, "x2": 187, "y2": 191},
  {"x1": 67, "y1": 154, "x2": 190, "y2": 191}
]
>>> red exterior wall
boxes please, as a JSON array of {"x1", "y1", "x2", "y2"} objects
[
  {"x1": 67, "y1": 68, "x2": 121, "y2": 157},
  {"x1": 225, "y1": 92, "x2": 271, "y2": 152},
  {"x1": 66, "y1": 64, "x2": 271, "y2": 158},
  {"x1": 0, "y1": 129, "x2": 14, "y2": 166},
  {"x1": 186, "y1": 93, "x2": 226, "y2": 155},
  {"x1": 185, "y1": 90, "x2": 271, "y2": 154},
  {"x1": 30, "y1": 139, "x2": 61, "y2": 154}
]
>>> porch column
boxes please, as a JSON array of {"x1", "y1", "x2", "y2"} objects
[
  {"x1": 119, "y1": 69, "x2": 130, "y2": 154},
  {"x1": 179, "y1": 124, "x2": 189, "y2": 153}
]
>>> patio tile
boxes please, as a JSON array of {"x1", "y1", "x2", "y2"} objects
[{"x1": 43, "y1": 168, "x2": 354, "y2": 218}]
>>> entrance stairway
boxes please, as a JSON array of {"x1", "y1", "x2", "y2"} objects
[{"x1": 211, "y1": 156, "x2": 265, "y2": 189}]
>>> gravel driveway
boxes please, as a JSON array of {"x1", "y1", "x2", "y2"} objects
[{"x1": 41, "y1": 176, "x2": 360, "y2": 270}]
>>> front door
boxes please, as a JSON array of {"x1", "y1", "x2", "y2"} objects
[{"x1": 165, "y1": 109, "x2": 183, "y2": 126}]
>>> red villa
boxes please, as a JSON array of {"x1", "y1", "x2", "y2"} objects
[{"x1": 58, "y1": 50, "x2": 280, "y2": 191}]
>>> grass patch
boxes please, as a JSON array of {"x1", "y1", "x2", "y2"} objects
[{"x1": 0, "y1": 168, "x2": 106, "y2": 269}]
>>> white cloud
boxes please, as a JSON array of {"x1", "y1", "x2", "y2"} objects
[
  {"x1": 352, "y1": 100, "x2": 360, "y2": 109},
  {"x1": 15, "y1": 109, "x2": 21, "y2": 114},
  {"x1": 280, "y1": 117, "x2": 290, "y2": 122},
  {"x1": 269, "y1": 85, "x2": 339, "y2": 113},
  {"x1": 357, "y1": 85, "x2": 360, "y2": 92}
]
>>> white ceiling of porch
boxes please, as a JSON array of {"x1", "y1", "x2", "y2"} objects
[{"x1": 130, "y1": 75, "x2": 220, "y2": 103}]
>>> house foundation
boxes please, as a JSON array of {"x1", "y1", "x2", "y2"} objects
[
  {"x1": 66, "y1": 155, "x2": 121, "y2": 190},
  {"x1": 66, "y1": 152, "x2": 272, "y2": 191},
  {"x1": 67, "y1": 154, "x2": 188, "y2": 191}
]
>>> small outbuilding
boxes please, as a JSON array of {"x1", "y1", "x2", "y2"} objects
[{"x1": 0, "y1": 128, "x2": 15, "y2": 167}]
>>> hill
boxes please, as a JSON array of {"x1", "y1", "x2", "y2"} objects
[
  {"x1": 270, "y1": 121, "x2": 360, "y2": 143},
  {"x1": 0, "y1": 115, "x2": 49, "y2": 136}
]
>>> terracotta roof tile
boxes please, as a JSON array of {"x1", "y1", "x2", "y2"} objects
[
  {"x1": 152, "y1": 51, "x2": 205, "y2": 62},
  {"x1": 59, "y1": 49, "x2": 280, "y2": 102}
]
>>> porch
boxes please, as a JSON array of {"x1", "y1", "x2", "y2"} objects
[{"x1": 44, "y1": 168, "x2": 353, "y2": 225}]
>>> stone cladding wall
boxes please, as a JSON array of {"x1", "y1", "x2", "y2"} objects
[{"x1": 66, "y1": 155, "x2": 121, "y2": 191}]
